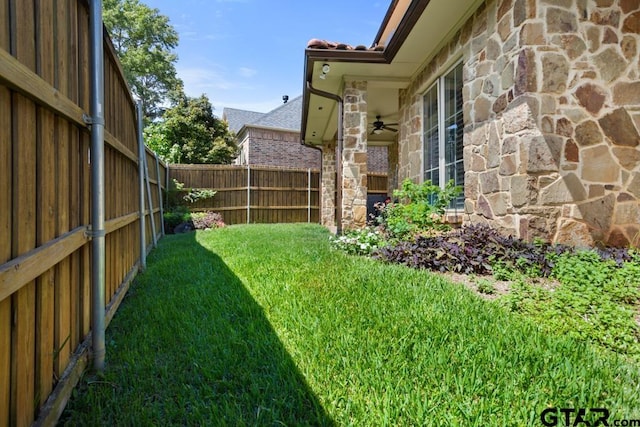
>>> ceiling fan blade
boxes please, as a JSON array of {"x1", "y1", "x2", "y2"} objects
[{"x1": 384, "y1": 126, "x2": 398, "y2": 132}]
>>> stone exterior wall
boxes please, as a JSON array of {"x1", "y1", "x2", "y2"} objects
[
  {"x1": 321, "y1": 142, "x2": 337, "y2": 229},
  {"x1": 395, "y1": 0, "x2": 640, "y2": 246},
  {"x1": 342, "y1": 81, "x2": 369, "y2": 229}
]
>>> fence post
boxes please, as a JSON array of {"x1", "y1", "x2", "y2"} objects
[
  {"x1": 308, "y1": 168, "x2": 311, "y2": 223},
  {"x1": 155, "y1": 153, "x2": 165, "y2": 236},
  {"x1": 136, "y1": 101, "x2": 146, "y2": 270},
  {"x1": 246, "y1": 164, "x2": 250, "y2": 224}
]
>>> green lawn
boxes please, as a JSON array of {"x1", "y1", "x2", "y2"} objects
[{"x1": 61, "y1": 224, "x2": 640, "y2": 426}]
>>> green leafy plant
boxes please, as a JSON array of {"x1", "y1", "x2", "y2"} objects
[
  {"x1": 190, "y1": 211, "x2": 225, "y2": 230},
  {"x1": 376, "y1": 179, "x2": 460, "y2": 239},
  {"x1": 166, "y1": 179, "x2": 217, "y2": 208},
  {"x1": 475, "y1": 278, "x2": 496, "y2": 295},
  {"x1": 164, "y1": 179, "x2": 217, "y2": 233},
  {"x1": 330, "y1": 227, "x2": 386, "y2": 256},
  {"x1": 502, "y1": 250, "x2": 640, "y2": 356},
  {"x1": 163, "y1": 209, "x2": 191, "y2": 232}
]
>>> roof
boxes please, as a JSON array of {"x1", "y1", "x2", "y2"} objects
[
  {"x1": 251, "y1": 95, "x2": 302, "y2": 131},
  {"x1": 306, "y1": 39, "x2": 384, "y2": 52},
  {"x1": 222, "y1": 108, "x2": 265, "y2": 133},
  {"x1": 223, "y1": 95, "x2": 303, "y2": 134},
  {"x1": 302, "y1": 0, "x2": 480, "y2": 145}
]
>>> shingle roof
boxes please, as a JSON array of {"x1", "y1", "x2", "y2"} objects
[
  {"x1": 251, "y1": 95, "x2": 302, "y2": 131},
  {"x1": 223, "y1": 95, "x2": 303, "y2": 133},
  {"x1": 222, "y1": 108, "x2": 265, "y2": 133}
]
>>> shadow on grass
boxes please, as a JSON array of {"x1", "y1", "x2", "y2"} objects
[{"x1": 60, "y1": 231, "x2": 334, "y2": 426}]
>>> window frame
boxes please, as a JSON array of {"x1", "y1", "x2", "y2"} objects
[{"x1": 422, "y1": 60, "x2": 464, "y2": 209}]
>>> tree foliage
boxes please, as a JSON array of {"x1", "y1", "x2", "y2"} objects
[
  {"x1": 103, "y1": 0, "x2": 181, "y2": 120},
  {"x1": 145, "y1": 95, "x2": 238, "y2": 164}
]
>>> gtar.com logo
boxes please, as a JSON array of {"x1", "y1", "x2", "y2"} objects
[
  {"x1": 540, "y1": 408, "x2": 640, "y2": 427},
  {"x1": 540, "y1": 408, "x2": 610, "y2": 426}
]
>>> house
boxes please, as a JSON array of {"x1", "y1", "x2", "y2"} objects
[
  {"x1": 301, "y1": 0, "x2": 640, "y2": 246},
  {"x1": 223, "y1": 95, "x2": 389, "y2": 173}
]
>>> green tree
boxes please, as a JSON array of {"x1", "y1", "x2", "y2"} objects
[
  {"x1": 103, "y1": 0, "x2": 182, "y2": 120},
  {"x1": 145, "y1": 95, "x2": 238, "y2": 164}
]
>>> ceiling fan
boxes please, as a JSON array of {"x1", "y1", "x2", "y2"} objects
[{"x1": 370, "y1": 115, "x2": 398, "y2": 135}]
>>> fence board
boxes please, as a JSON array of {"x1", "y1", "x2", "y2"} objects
[
  {"x1": 0, "y1": 71, "x2": 10, "y2": 427},
  {"x1": 0, "y1": 0, "x2": 163, "y2": 422},
  {"x1": 0, "y1": 298, "x2": 9, "y2": 427},
  {"x1": 12, "y1": 8, "x2": 39, "y2": 411},
  {"x1": 170, "y1": 165, "x2": 370, "y2": 226}
]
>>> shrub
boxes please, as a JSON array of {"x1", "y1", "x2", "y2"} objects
[
  {"x1": 330, "y1": 227, "x2": 386, "y2": 256},
  {"x1": 166, "y1": 179, "x2": 217, "y2": 208},
  {"x1": 374, "y1": 224, "x2": 575, "y2": 276},
  {"x1": 373, "y1": 179, "x2": 460, "y2": 239},
  {"x1": 190, "y1": 211, "x2": 225, "y2": 230},
  {"x1": 163, "y1": 208, "x2": 191, "y2": 233},
  {"x1": 164, "y1": 179, "x2": 218, "y2": 233}
]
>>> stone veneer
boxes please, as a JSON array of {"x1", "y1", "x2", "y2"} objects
[
  {"x1": 342, "y1": 81, "x2": 369, "y2": 229},
  {"x1": 397, "y1": 0, "x2": 640, "y2": 247},
  {"x1": 321, "y1": 142, "x2": 337, "y2": 228}
]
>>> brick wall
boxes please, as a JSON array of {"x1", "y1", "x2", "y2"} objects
[
  {"x1": 367, "y1": 145, "x2": 389, "y2": 173},
  {"x1": 247, "y1": 128, "x2": 320, "y2": 169},
  {"x1": 244, "y1": 126, "x2": 389, "y2": 172}
]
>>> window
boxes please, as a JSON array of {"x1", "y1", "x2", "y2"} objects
[{"x1": 423, "y1": 62, "x2": 464, "y2": 208}]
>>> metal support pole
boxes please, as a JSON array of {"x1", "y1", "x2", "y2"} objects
[
  {"x1": 246, "y1": 164, "x2": 251, "y2": 224},
  {"x1": 136, "y1": 100, "x2": 146, "y2": 271},
  {"x1": 166, "y1": 164, "x2": 170, "y2": 213},
  {"x1": 89, "y1": 0, "x2": 106, "y2": 372},
  {"x1": 307, "y1": 168, "x2": 311, "y2": 223},
  {"x1": 155, "y1": 153, "x2": 165, "y2": 236}
]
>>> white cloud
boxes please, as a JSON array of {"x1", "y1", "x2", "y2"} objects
[
  {"x1": 177, "y1": 65, "x2": 255, "y2": 97},
  {"x1": 238, "y1": 67, "x2": 257, "y2": 78}
]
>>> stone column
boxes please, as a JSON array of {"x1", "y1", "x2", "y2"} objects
[
  {"x1": 321, "y1": 142, "x2": 336, "y2": 231},
  {"x1": 342, "y1": 81, "x2": 368, "y2": 230},
  {"x1": 387, "y1": 141, "x2": 399, "y2": 195}
]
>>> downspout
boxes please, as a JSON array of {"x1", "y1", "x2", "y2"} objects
[
  {"x1": 89, "y1": 0, "x2": 106, "y2": 372},
  {"x1": 304, "y1": 80, "x2": 343, "y2": 235}
]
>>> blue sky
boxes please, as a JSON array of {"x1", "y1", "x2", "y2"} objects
[{"x1": 142, "y1": 0, "x2": 390, "y2": 114}]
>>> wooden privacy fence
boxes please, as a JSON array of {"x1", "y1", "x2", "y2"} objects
[
  {"x1": 0, "y1": 1, "x2": 164, "y2": 425},
  {"x1": 169, "y1": 164, "x2": 321, "y2": 224},
  {"x1": 169, "y1": 165, "x2": 389, "y2": 225}
]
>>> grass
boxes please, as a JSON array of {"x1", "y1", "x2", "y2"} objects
[{"x1": 61, "y1": 224, "x2": 640, "y2": 426}]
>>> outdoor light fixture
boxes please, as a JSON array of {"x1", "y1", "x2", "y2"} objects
[
  {"x1": 319, "y1": 63, "x2": 330, "y2": 80},
  {"x1": 373, "y1": 128, "x2": 383, "y2": 135}
]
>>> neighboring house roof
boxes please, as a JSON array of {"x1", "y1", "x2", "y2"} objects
[
  {"x1": 223, "y1": 95, "x2": 303, "y2": 134},
  {"x1": 223, "y1": 108, "x2": 265, "y2": 134},
  {"x1": 251, "y1": 95, "x2": 302, "y2": 131}
]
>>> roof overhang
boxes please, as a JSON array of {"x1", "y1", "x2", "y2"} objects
[{"x1": 301, "y1": 0, "x2": 483, "y2": 146}]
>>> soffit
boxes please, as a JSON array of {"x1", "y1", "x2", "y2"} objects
[{"x1": 303, "y1": 0, "x2": 482, "y2": 146}]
